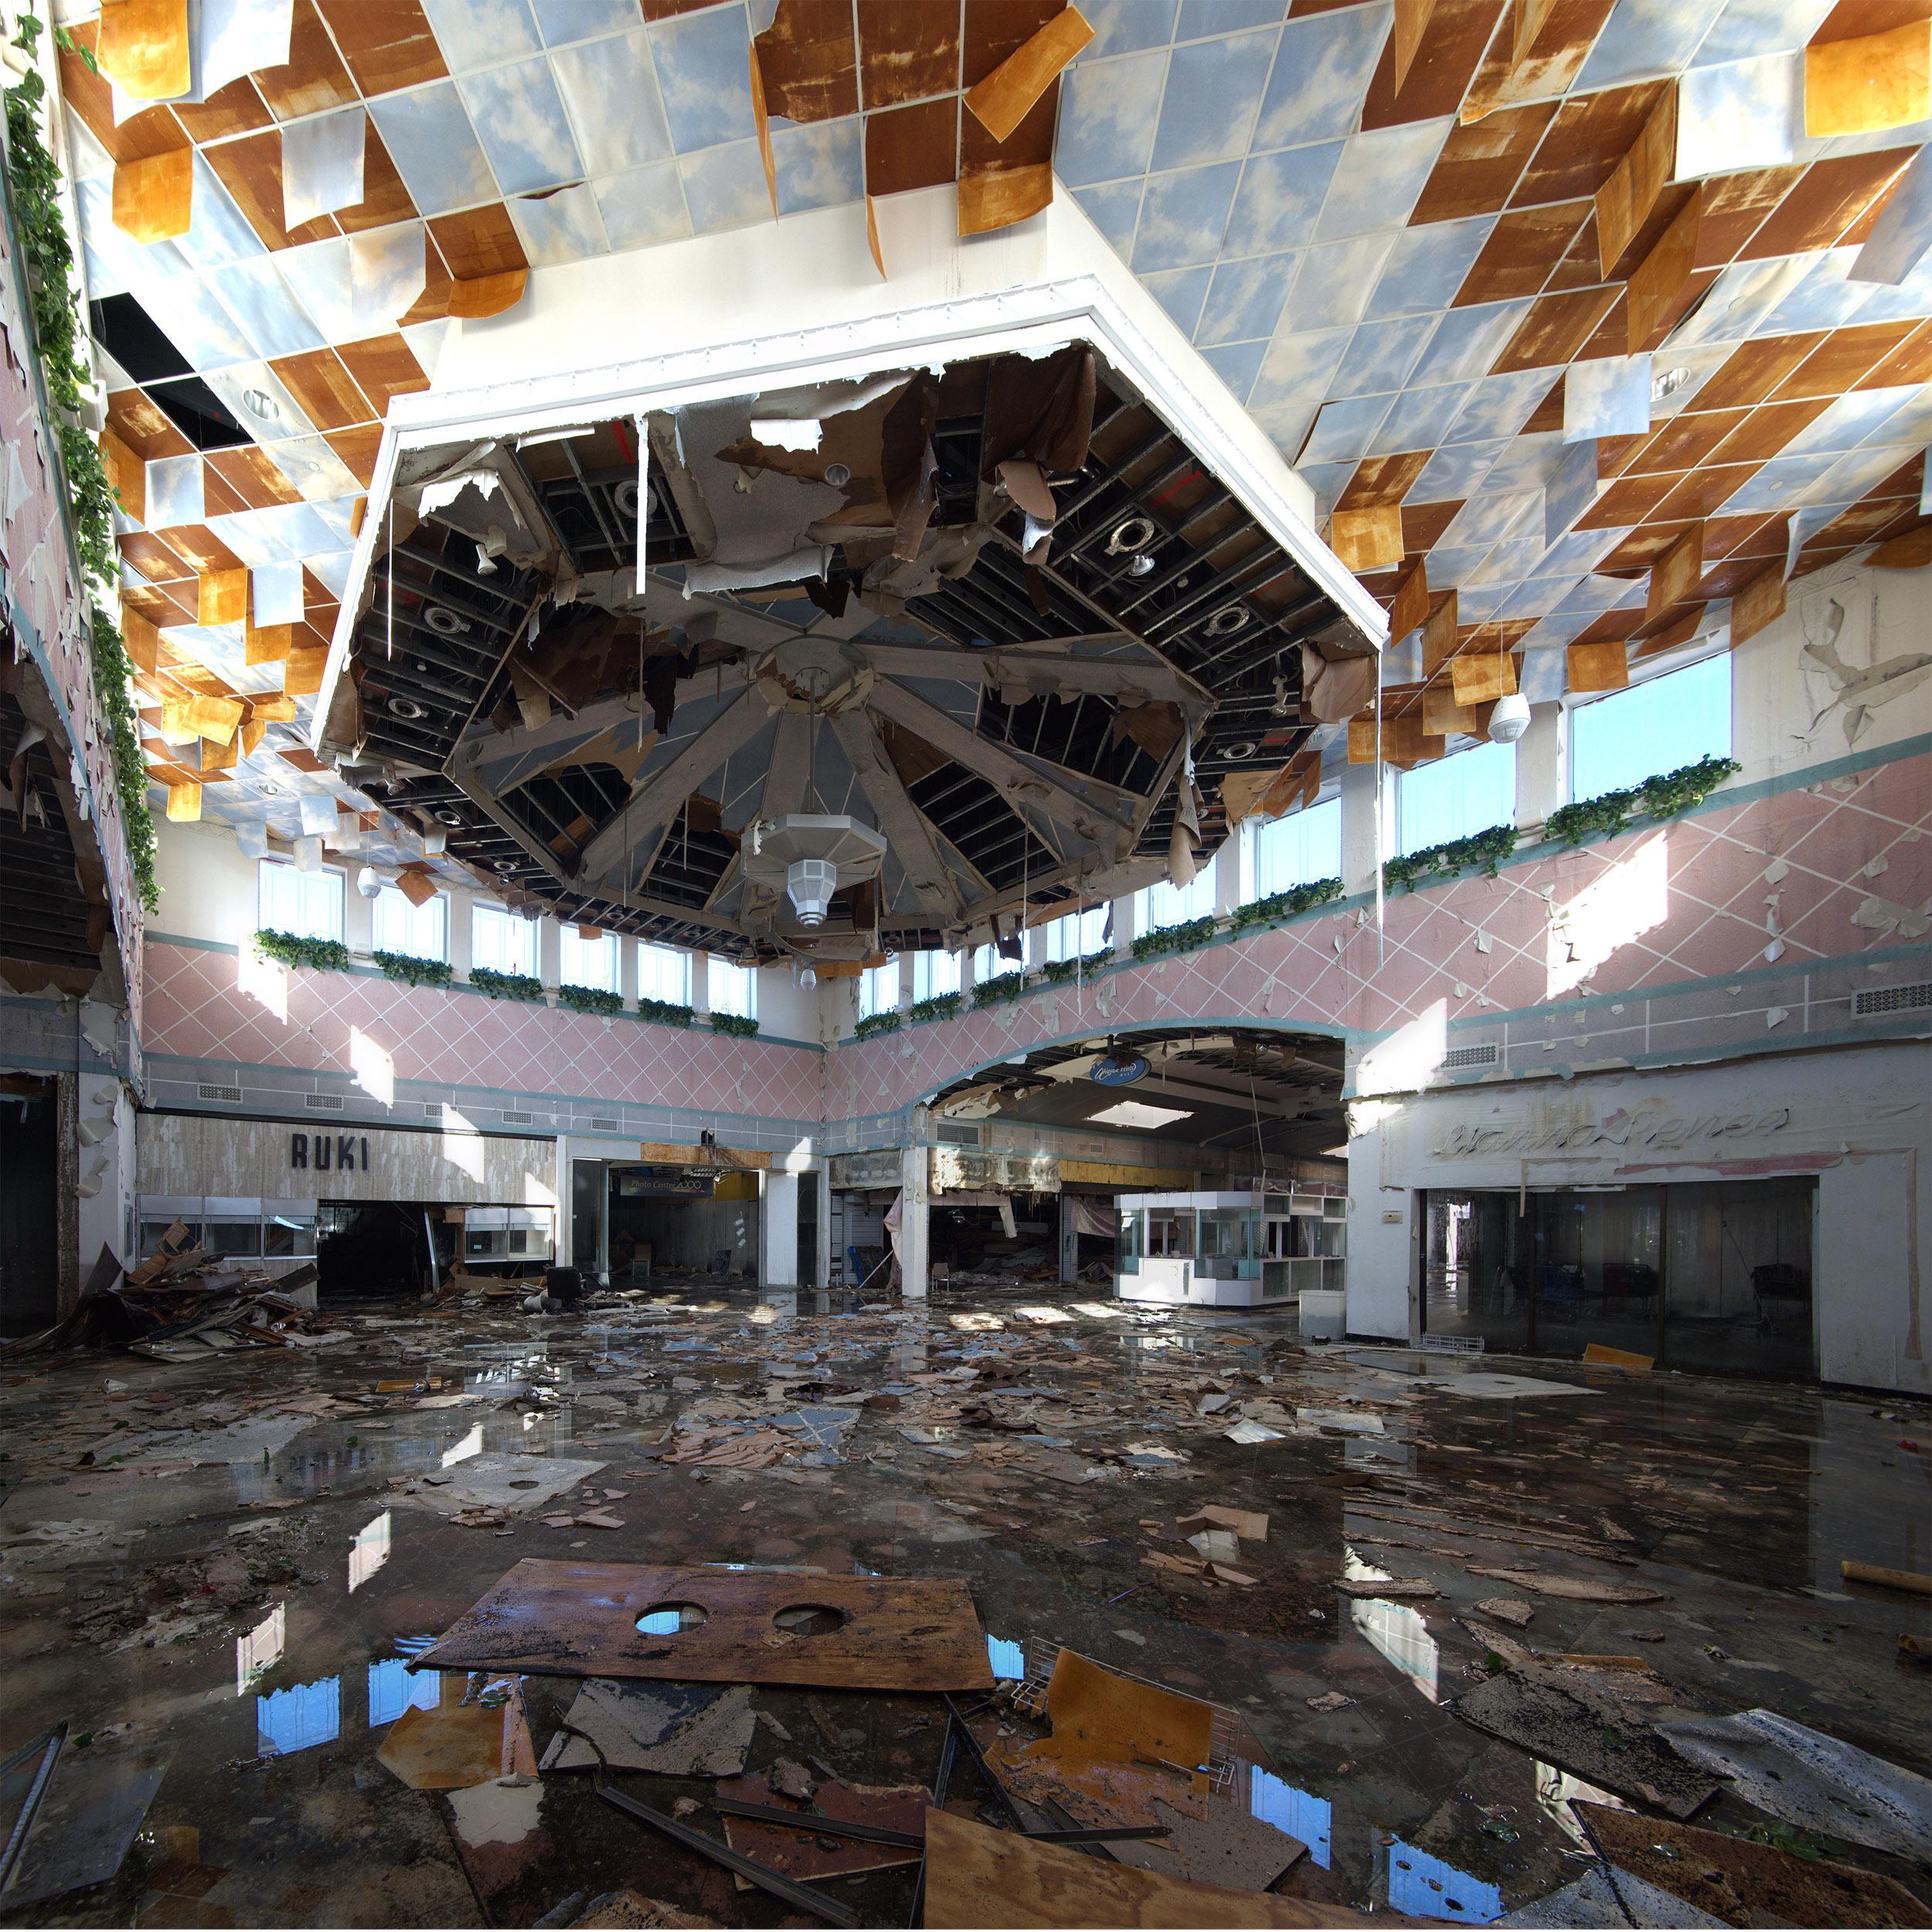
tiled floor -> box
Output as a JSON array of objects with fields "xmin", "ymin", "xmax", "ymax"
[{"xmin": 0, "ymin": 1285, "xmax": 1926, "ymax": 1926}]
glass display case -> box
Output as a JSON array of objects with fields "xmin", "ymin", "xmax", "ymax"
[{"xmin": 1117, "ymin": 1189, "xmax": 1345, "ymax": 1307}]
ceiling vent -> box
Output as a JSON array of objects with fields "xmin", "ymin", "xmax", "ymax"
[{"xmin": 1442, "ymin": 1043, "xmax": 1501, "ymax": 1070}]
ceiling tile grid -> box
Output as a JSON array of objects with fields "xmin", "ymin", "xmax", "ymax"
[{"xmin": 42, "ymin": 0, "xmax": 1931, "ymax": 886}]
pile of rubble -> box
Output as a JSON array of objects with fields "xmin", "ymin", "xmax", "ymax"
[{"xmin": 0, "ymin": 1223, "xmax": 337, "ymax": 1362}]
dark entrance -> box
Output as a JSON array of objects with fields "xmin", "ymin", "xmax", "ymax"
[
  {"xmin": 0, "ymin": 1074, "xmax": 60, "ymax": 1336},
  {"xmin": 1421, "ymin": 1176, "xmax": 1817, "ymax": 1377}
]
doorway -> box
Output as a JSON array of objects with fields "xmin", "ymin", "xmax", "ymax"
[{"xmin": 0, "ymin": 1075, "xmax": 59, "ymax": 1336}]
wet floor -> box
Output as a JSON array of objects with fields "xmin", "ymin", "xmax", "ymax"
[{"xmin": 0, "ymin": 1284, "xmax": 1927, "ymax": 1927}]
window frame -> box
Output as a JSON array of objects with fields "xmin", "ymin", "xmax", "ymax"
[
  {"xmin": 560, "ymin": 927, "xmax": 621, "ymax": 994},
  {"xmin": 1243, "ymin": 795, "xmax": 1342, "ymax": 902},
  {"xmin": 1566, "ymin": 651, "xmax": 1734, "ymax": 803},
  {"xmin": 369, "ymin": 883, "xmax": 447, "ymax": 962},
  {"xmin": 706, "ymin": 955, "xmax": 757, "ymax": 1021},
  {"xmin": 471, "ymin": 902, "xmax": 537, "ymax": 978},
  {"xmin": 257, "ymin": 858, "xmax": 345, "ymax": 943},
  {"xmin": 912, "ymin": 949, "xmax": 961, "ymax": 1002},
  {"xmin": 1394, "ymin": 738, "xmax": 1518, "ymax": 858},
  {"xmin": 635, "ymin": 940, "xmax": 692, "ymax": 1007}
]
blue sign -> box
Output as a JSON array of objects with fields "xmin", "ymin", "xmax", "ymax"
[{"xmin": 1090, "ymin": 1053, "xmax": 1148, "ymax": 1086}]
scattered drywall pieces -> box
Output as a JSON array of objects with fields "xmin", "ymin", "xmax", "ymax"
[
  {"xmin": 1495, "ymin": 1862, "xmax": 1726, "ymax": 1928},
  {"xmin": 0, "ymin": 1738, "xmax": 170, "ymax": 1908},
  {"xmin": 1467, "ymin": 1569, "xmax": 1669, "ymax": 1604},
  {"xmin": 922, "ymin": 1807, "xmax": 1403, "ymax": 1927},
  {"xmin": 1576, "ymin": 1801, "xmax": 1930, "ymax": 1927},
  {"xmin": 1109, "ymin": 1794, "xmax": 1306, "ymax": 1891},
  {"xmin": 1336, "ymin": 1578, "xmax": 1438, "ymax": 1599},
  {"xmin": 408, "ymin": 1454, "xmax": 610, "ymax": 1518},
  {"xmin": 1189, "ymin": 1506, "xmax": 1268, "ymax": 1543},
  {"xmin": 413, "ymin": 1560, "xmax": 995, "ymax": 1692},
  {"xmin": 1020, "ymin": 1650, "xmax": 1216, "ymax": 1797},
  {"xmin": 1225, "ymin": 1420, "xmax": 1285, "ymax": 1444},
  {"xmin": 1305, "ymin": 1691, "xmax": 1355, "ymax": 1713},
  {"xmin": 538, "ymin": 1682, "xmax": 756, "ymax": 1777},
  {"xmin": 1453, "ymin": 1674, "xmax": 1720, "ymax": 1818},
  {"xmin": 1186, "ymin": 1527, "xmax": 1241, "ymax": 1564},
  {"xmin": 378, "ymin": 1680, "xmax": 535, "ymax": 1791},
  {"xmin": 1581, "ymin": 1344, "xmax": 1653, "ymax": 1370},
  {"xmin": 1475, "ymin": 1599, "xmax": 1536, "ymax": 1628},
  {"xmin": 716, "ymin": 1770, "xmax": 929, "ymax": 1880},
  {"xmin": 1657, "ymin": 1710, "xmax": 1932, "ymax": 1862},
  {"xmin": 567, "ymin": 1890, "xmax": 721, "ymax": 1929},
  {"xmin": 447, "ymin": 1775, "xmax": 543, "ymax": 1848},
  {"xmin": 1841, "ymin": 1560, "xmax": 1932, "ymax": 1595}
]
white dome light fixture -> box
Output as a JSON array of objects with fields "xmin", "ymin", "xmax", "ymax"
[
  {"xmin": 1488, "ymin": 692, "xmax": 1532, "ymax": 744},
  {"xmin": 743, "ymin": 813, "xmax": 888, "ymax": 934},
  {"xmin": 356, "ymin": 865, "xmax": 383, "ymax": 898}
]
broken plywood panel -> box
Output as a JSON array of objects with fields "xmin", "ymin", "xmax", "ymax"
[
  {"xmin": 538, "ymin": 1681, "xmax": 755, "ymax": 1777},
  {"xmin": 413, "ymin": 1560, "xmax": 994, "ymax": 1692}
]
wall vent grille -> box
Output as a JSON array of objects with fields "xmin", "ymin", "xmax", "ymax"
[
  {"xmin": 1853, "ymin": 981, "xmax": 1932, "ymax": 1019},
  {"xmin": 1443, "ymin": 1043, "xmax": 1501, "ymax": 1069},
  {"xmin": 197, "ymin": 1083, "xmax": 243, "ymax": 1104},
  {"xmin": 501, "ymin": 1109, "xmax": 535, "ymax": 1126},
  {"xmin": 936, "ymin": 1121, "xmax": 982, "ymax": 1146},
  {"xmin": 304, "ymin": 1093, "xmax": 343, "ymax": 1111},
  {"xmin": 590, "ymin": 1117, "xmax": 621, "ymax": 1131},
  {"xmin": 423, "ymin": 1102, "xmax": 445, "ymax": 1119}
]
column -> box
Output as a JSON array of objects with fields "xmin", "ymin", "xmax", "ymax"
[
  {"xmin": 537, "ymin": 916, "xmax": 561, "ymax": 992},
  {"xmin": 1514, "ymin": 703, "xmax": 1565, "ymax": 835},
  {"xmin": 1058, "ymin": 1192, "xmax": 1079, "ymax": 1284},
  {"xmin": 343, "ymin": 870, "xmax": 374, "ymax": 954},
  {"xmin": 621, "ymin": 936, "xmax": 641, "ymax": 1010},
  {"xmin": 1338, "ymin": 758, "xmax": 1383, "ymax": 900},
  {"xmin": 760, "ymin": 1169, "xmax": 800, "ymax": 1286},
  {"xmin": 898, "ymin": 1141, "xmax": 930, "ymax": 1299},
  {"xmin": 447, "ymin": 886, "xmax": 473, "ymax": 979},
  {"xmin": 1111, "ymin": 891, "xmax": 1137, "ymax": 961},
  {"xmin": 1212, "ymin": 828, "xmax": 1243, "ymax": 917}
]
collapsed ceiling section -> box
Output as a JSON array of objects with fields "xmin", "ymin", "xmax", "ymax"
[{"xmin": 322, "ymin": 342, "xmax": 1376, "ymax": 964}]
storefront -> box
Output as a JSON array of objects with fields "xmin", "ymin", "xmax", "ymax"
[
  {"xmin": 1346, "ymin": 1042, "xmax": 1931, "ymax": 1393},
  {"xmin": 135, "ymin": 1113, "xmax": 562, "ymax": 1300}
]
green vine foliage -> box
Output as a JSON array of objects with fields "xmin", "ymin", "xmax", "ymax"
[
  {"xmin": 1230, "ymin": 876, "xmax": 1344, "ymax": 934},
  {"xmin": 1034, "ymin": 948, "xmax": 1114, "ymax": 985},
  {"xmin": 634, "ymin": 995, "xmax": 692, "ymax": 1027},
  {"xmin": 908, "ymin": 992, "xmax": 961, "ymax": 1025},
  {"xmin": 6, "ymin": 18, "xmax": 158, "ymax": 911},
  {"xmin": 468, "ymin": 967, "xmax": 544, "ymax": 1002},
  {"xmin": 1544, "ymin": 754, "xmax": 1741, "ymax": 849},
  {"xmin": 561, "ymin": 985, "xmax": 626, "ymax": 1019},
  {"xmin": 254, "ymin": 928, "xmax": 351, "ymax": 973},
  {"xmin": 1383, "ymin": 824, "xmax": 1518, "ymax": 894},
  {"xmin": 854, "ymin": 1010, "xmax": 902, "ymax": 1041},
  {"xmin": 709, "ymin": 1012, "xmax": 759, "ymax": 1038},
  {"xmin": 1131, "ymin": 913, "xmax": 1217, "ymax": 962},
  {"xmin": 372, "ymin": 950, "xmax": 453, "ymax": 991},
  {"xmin": 972, "ymin": 969, "xmax": 1027, "ymax": 1009}
]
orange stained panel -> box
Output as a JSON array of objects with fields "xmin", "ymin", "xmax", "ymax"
[
  {"xmin": 1859, "ymin": 318, "xmax": 1932, "ymax": 388},
  {"xmin": 1461, "ymin": 0, "xmax": 1617, "ymax": 124},
  {"xmin": 1706, "ymin": 396, "xmax": 1835, "ymax": 464},
  {"xmin": 1512, "ymin": 80, "xmax": 1668, "ymax": 206},
  {"xmin": 207, "ymin": 446, "xmax": 305, "ymax": 510},
  {"xmin": 1491, "ymin": 285, "xmax": 1620, "ymax": 372},
  {"xmin": 325, "ymin": 424, "xmax": 385, "ymax": 488},
  {"xmin": 1693, "ymin": 333, "xmax": 1827, "ymax": 409},
  {"xmin": 1695, "ymin": 165, "xmax": 1805, "ymax": 263},
  {"xmin": 1362, "ymin": 0, "xmax": 1507, "ymax": 129},
  {"xmin": 107, "ymin": 388, "xmax": 195, "ymax": 461},
  {"xmin": 335, "ymin": 335, "xmax": 430, "ymax": 414},
  {"xmin": 858, "ymin": 0, "xmax": 963, "ymax": 106},
  {"xmin": 172, "ymin": 75, "xmax": 274, "ymax": 141},
  {"xmin": 253, "ymin": 0, "xmax": 360, "ymax": 121},
  {"xmin": 1454, "ymin": 199, "xmax": 1592, "ymax": 304},
  {"xmin": 1743, "ymin": 148, "xmax": 1919, "ymax": 258},
  {"xmin": 865, "ymin": 97, "xmax": 960, "ymax": 195},
  {"xmin": 1577, "ymin": 471, "xmax": 1680, "ymax": 528},
  {"xmin": 1650, "ymin": 465, "xmax": 1764, "ymax": 523},
  {"xmin": 269, "ymin": 349, "xmax": 379, "ymax": 430},
  {"xmin": 1403, "ymin": 500, "xmax": 1464, "ymax": 551},
  {"xmin": 56, "ymin": 22, "xmax": 184, "ymax": 163},
  {"xmin": 427, "ymin": 204, "xmax": 529, "ymax": 281},
  {"xmin": 151, "ymin": 522, "xmax": 243, "ymax": 575},
  {"xmin": 1770, "ymin": 321, "xmax": 1922, "ymax": 398},
  {"xmin": 1338, "ymin": 451, "xmax": 1433, "ymax": 509},
  {"xmin": 1409, "ymin": 101, "xmax": 1556, "ymax": 224},
  {"xmin": 1622, "ymin": 408, "xmax": 1751, "ymax": 475},
  {"xmin": 315, "ymin": 0, "xmax": 447, "ymax": 94},
  {"xmin": 117, "ymin": 530, "xmax": 192, "ymax": 582}
]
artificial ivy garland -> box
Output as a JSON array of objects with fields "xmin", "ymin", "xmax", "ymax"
[
  {"xmin": 709, "ymin": 1012, "xmax": 760, "ymax": 1038},
  {"xmin": 1383, "ymin": 824, "xmax": 1518, "ymax": 894},
  {"xmin": 254, "ymin": 929, "xmax": 350, "ymax": 973},
  {"xmin": 468, "ymin": 967, "xmax": 544, "ymax": 1002},
  {"xmin": 372, "ymin": 950, "xmax": 452, "ymax": 990},
  {"xmin": 972, "ymin": 969, "xmax": 1027, "ymax": 1009},
  {"xmin": 634, "ymin": 995, "xmax": 692, "ymax": 1028},
  {"xmin": 560, "ymin": 985, "xmax": 625, "ymax": 1019},
  {"xmin": 1130, "ymin": 913, "xmax": 1217, "ymax": 962},
  {"xmin": 1545, "ymin": 753, "xmax": 1740, "ymax": 849},
  {"xmin": 908, "ymin": 992, "xmax": 961, "ymax": 1025},
  {"xmin": 5, "ymin": 19, "xmax": 158, "ymax": 910},
  {"xmin": 1230, "ymin": 876, "xmax": 1344, "ymax": 934},
  {"xmin": 854, "ymin": 1010, "xmax": 902, "ymax": 1041}
]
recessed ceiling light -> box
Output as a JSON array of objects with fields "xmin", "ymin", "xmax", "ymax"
[
  {"xmin": 1651, "ymin": 366, "xmax": 1691, "ymax": 401},
  {"xmin": 1205, "ymin": 605, "xmax": 1249, "ymax": 638},
  {"xmin": 1090, "ymin": 1099, "xmax": 1193, "ymax": 1130},
  {"xmin": 1126, "ymin": 553, "xmax": 1156, "ymax": 577},
  {"xmin": 389, "ymin": 695, "xmax": 427, "ymax": 720},
  {"xmin": 424, "ymin": 606, "xmax": 468, "ymax": 635},
  {"xmin": 434, "ymin": 808, "xmax": 464, "ymax": 826},
  {"xmin": 241, "ymin": 387, "xmax": 280, "ymax": 421},
  {"xmin": 1106, "ymin": 515, "xmax": 1155, "ymax": 556},
  {"xmin": 493, "ymin": 857, "xmax": 519, "ymax": 873}
]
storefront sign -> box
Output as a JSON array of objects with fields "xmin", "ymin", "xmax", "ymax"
[
  {"xmin": 291, "ymin": 1131, "xmax": 372, "ymax": 1172},
  {"xmin": 1434, "ymin": 1106, "xmax": 1791, "ymax": 1160}
]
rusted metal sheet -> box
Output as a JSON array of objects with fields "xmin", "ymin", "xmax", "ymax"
[{"xmin": 412, "ymin": 1561, "xmax": 995, "ymax": 1692}]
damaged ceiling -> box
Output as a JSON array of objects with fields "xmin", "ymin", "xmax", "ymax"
[{"xmin": 328, "ymin": 345, "xmax": 1371, "ymax": 961}]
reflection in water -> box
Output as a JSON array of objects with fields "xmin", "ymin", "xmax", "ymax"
[
  {"xmin": 257, "ymin": 1675, "xmax": 341, "ymax": 1756},
  {"xmin": 368, "ymin": 1655, "xmax": 440, "ymax": 1726},
  {"xmin": 1535, "ymin": 1760, "xmax": 1624, "ymax": 1844},
  {"xmin": 348, "ymin": 1512, "xmax": 390, "ymax": 1593},
  {"xmin": 1387, "ymin": 1838, "xmax": 1502, "ymax": 1923},
  {"xmin": 1250, "ymin": 1768, "xmax": 1332, "ymax": 1869},
  {"xmin": 440, "ymin": 1424, "xmax": 484, "ymax": 1468},
  {"xmin": 985, "ymin": 1634, "xmax": 1025, "ymax": 1680},
  {"xmin": 235, "ymin": 1602, "xmax": 284, "ymax": 1695},
  {"xmin": 1342, "ymin": 1545, "xmax": 1440, "ymax": 1701}
]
